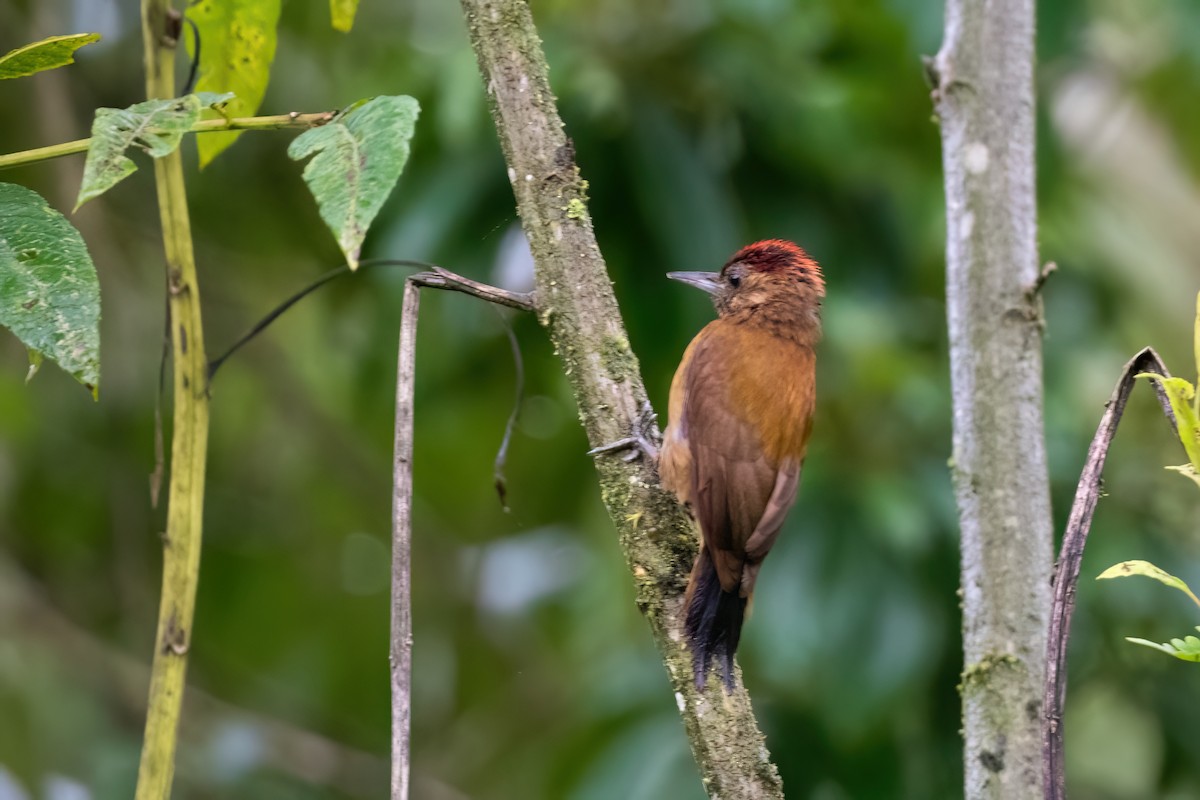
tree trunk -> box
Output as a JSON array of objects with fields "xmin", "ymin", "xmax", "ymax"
[{"xmin": 933, "ymin": 0, "xmax": 1052, "ymax": 797}]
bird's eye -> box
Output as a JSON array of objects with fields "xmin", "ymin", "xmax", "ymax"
[{"xmin": 728, "ymin": 273, "xmax": 741, "ymax": 288}]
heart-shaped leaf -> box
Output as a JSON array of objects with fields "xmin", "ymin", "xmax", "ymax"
[{"xmin": 289, "ymin": 95, "xmax": 420, "ymax": 269}]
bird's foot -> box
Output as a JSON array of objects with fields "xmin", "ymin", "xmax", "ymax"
[{"xmin": 588, "ymin": 401, "xmax": 661, "ymax": 463}]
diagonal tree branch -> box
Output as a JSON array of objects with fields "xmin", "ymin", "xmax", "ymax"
[
  {"xmin": 457, "ymin": 1, "xmax": 784, "ymax": 796},
  {"xmin": 1043, "ymin": 347, "xmax": 1177, "ymax": 800}
]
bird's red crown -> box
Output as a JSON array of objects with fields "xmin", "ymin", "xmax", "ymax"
[{"xmin": 725, "ymin": 239, "xmax": 824, "ymax": 291}]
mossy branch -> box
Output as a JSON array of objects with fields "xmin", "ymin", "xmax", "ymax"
[
  {"xmin": 0, "ymin": 111, "xmax": 335, "ymax": 171},
  {"xmin": 134, "ymin": 2, "xmax": 211, "ymax": 798},
  {"xmin": 458, "ymin": 0, "xmax": 783, "ymax": 796}
]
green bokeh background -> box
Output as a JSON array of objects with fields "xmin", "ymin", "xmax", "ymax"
[{"xmin": 2, "ymin": 0, "xmax": 1200, "ymax": 798}]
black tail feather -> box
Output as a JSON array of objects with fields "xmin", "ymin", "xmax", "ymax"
[{"xmin": 684, "ymin": 549, "xmax": 747, "ymax": 691}]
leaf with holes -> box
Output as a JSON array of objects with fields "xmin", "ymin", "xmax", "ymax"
[
  {"xmin": 187, "ymin": 0, "xmax": 282, "ymax": 168},
  {"xmin": 0, "ymin": 33, "xmax": 100, "ymax": 80},
  {"xmin": 0, "ymin": 183, "xmax": 100, "ymax": 395},
  {"xmin": 330, "ymin": 0, "xmax": 360, "ymax": 31},
  {"xmin": 75, "ymin": 93, "xmax": 233, "ymax": 209},
  {"xmin": 288, "ymin": 95, "xmax": 419, "ymax": 270}
]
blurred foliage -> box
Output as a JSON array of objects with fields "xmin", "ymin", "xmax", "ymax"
[{"xmin": 1, "ymin": 0, "xmax": 1199, "ymax": 798}]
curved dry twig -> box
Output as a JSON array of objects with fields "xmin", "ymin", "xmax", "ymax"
[
  {"xmin": 1043, "ymin": 347, "xmax": 1177, "ymax": 800},
  {"xmin": 409, "ymin": 267, "xmax": 534, "ymax": 311}
]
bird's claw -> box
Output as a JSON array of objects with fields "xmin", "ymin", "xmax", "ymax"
[{"xmin": 588, "ymin": 402, "xmax": 661, "ymax": 463}]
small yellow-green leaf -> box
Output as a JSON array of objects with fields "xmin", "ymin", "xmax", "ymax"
[
  {"xmin": 289, "ymin": 96, "xmax": 420, "ymax": 270},
  {"xmin": 1193, "ymin": 291, "xmax": 1200, "ymax": 410},
  {"xmin": 1137, "ymin": 373, "xmax": 1196, "ymax": 406},
  {"xmin": 1137, "ymin": 373, "xmax": 1200, "ymax": 471},
  {"xmin": 187, "ymin": 0, "xmax": 282, "ymax": 168},
  {"xmin": 330, "ymin": 0, "xmax": 360, "ymax": 32},
  {"xmin": 1098, "ymin": 560, "xmax": 1200, "ymax": 608},
  {"xmin": 25, "ymin": 349, "xmax": 43, "ymax": 383},
  {"xmin": 1165, "ymin": 463, "xmax": 1200, "ymax": 490},
  {"xmin": 1126, "ymin": 632, "xmax": 1200, "ymax": 663},
  {"xmin": 0, "ymin": 33, "xmax": 100, "ymax": 80},
  {"xmin": 0, "ymin": 183, "xmax": 100, "ymax": 395}
]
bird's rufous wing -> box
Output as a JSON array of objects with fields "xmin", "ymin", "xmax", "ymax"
[{"xmin": 670, "ymin": 322, "xmax": 813, "ymax": 596}]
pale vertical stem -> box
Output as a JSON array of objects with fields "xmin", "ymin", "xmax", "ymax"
[
  {"xmin": 458, "ymin": 1, "xmax": 783, "ymax": 796},
  {"xmin": 390, "ymin": 280, "xmax": 419, "ymax": 800},
  {"xmin": 135, "ymin": 2, "xmax": 211, "ymax": 799},
  {"xmin": 934, "ymin": 0, "xmax": 1051, "ymax": 797}
]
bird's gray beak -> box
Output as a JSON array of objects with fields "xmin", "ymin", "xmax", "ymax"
[{"xmin": 667, "ymin": 271, "xmax": 723, "ymax": 295}]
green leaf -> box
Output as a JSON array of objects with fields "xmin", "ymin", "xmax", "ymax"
[
  {"xmin": 330, "ymin": 0, "xmax": 360, "ymax": 32},
  {"xmin": 289, "ymin": 96, "xmax": 420, "ymax": 270},
  {"xmin": 1136, "ymin": 373, "xmax": 1200, "ymax": 473},
  {"xmin": 1165, "ymin": 463, "xmax": 1200, "ymax": 490},
  {"xmin": 1193, "ymin": 291, "xmax": 1200, "ymax": 414},
  {"xmin": 194, "ymin": 91, "xmax": 236, "ymax": 113},
  {"xmin": 0, "ymin": 183, "xmax": 100, "ymax": 395},
  {"xmin": 1126, "ymin": 631, "xmax": 1200, "ymax": 663},
  {"xmin": 0, "ymin": 33, "xmax": 101, "ymax": 80},
  {"xmin": 1098, "ymin": 559, "xmax": 1200, "ymax": 609},
  {"xmin": 187, "ymin": 0, "xmax": 282, "ymax": 168},
  {"xmin": 26, "ymin": 349, "xmax": 43, "ymax": 383},
  {"xmin": 75, "ymin": 94, "xmax": 233, "ymax": 210}
]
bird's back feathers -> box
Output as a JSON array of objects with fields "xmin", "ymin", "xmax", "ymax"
[{"xmin": 662, "ymin": 319, "xmax": 817, "ymax": 688}]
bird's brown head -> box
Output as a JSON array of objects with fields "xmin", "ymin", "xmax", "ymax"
[{"xmin": 668, "ymin": 239, "xmax": 824, "ymax": 326}]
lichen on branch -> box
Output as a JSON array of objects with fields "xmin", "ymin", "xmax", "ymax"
[{"xmin": 459, "ymin": 0, "xmax": 784, "ymax": 796}]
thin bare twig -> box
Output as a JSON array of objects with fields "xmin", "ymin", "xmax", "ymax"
[
  {"xmin": 1028, "ymin": 261, "xmax": 1058, "ymax": 301},
  {"xmin": 1043, "ymin": 347, "xmax": 1177, "ymax": 800},
  {"xmin": 390, "ymin": 268, "xmax": 533, "ymax": 798},
  {"xmin": 409, "ymin": 267, "xmax": 535, "ymax": 311},
  {"xmin": 390, "ymin": 279, "xmax": 419, "ymax": 800},
  {"xmin": 492, "ymin": 310, "xmax": 524, "ymax": 511},
  {"xmin": 207, "ymin": 266, "xmax": 347, "ymax": 383},
  {"xmin": 207, "ymin": 261, "xmax": 532, "ymax": 385}
]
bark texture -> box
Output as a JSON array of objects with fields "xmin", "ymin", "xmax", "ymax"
[
  {"xmin": 458, "ymin": 1, "xmax": 784, "ymax": 796},
  {"xmin": 135, "ymin": 2, "xmax": 211, "ymax": 798},
  {"xmin": 933, "ymin": 0, "xmax": 1052, "ymax": 797},
  {"xmin": 390, "ymin": 281, "xmax": 419, "ymax": 800}
]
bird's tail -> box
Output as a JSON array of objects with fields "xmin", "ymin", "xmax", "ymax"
[{"xmin": 683, "ymin": 547, "xmax": 747, "ymax": 691}]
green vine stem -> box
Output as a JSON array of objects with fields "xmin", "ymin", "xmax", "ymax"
[
  {"xmin": 0, "ymin": 111, "xmax": 335, "ymax": 171},
  {"xmin": 134, "ymin": 2, "xmax": 211, "ymax": 798}
]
